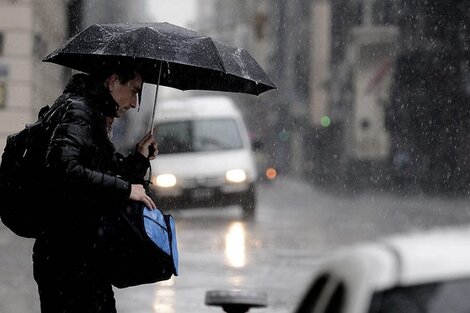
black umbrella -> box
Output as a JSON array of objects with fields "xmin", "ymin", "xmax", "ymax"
[
  {"xmin": 42, "ymin": 23, "xmax": 275, "ymax": 288},
  {"xmin": 42, "ymin": 22, "xmax": 276, "ymax": 96}
]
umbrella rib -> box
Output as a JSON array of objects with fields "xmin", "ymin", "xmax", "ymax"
[
  {"xmin": 99, "ymin": 26, "xmax": 147, "ymax": 58},
  {"xmin": 99, "ymin": 26, "xmax": 125, "ymax": 55},
  {"xmin": 131, "ymin": 27, "xmax": 150, "ymax": 58},
  {"xmin": 206, "ymin": 39, "xmax": 226, "ymax": 73}
]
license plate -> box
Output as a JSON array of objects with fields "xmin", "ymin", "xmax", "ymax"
[{"xmin": 190, "ymin": 188, "xmax": 214, "ymax": 200}]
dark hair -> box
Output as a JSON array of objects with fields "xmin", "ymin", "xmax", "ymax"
[
  {"xmin": 114, "ymin": 66, "xmax": 140, "ymax": 84},
  {"xmin": 93, "ymin": 62, "xmax": 141, "ymax": 84}
]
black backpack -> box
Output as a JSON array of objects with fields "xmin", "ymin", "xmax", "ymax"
[{"xmin": 0, "ymin": 104, "xmax": 60, "ymax": 238}]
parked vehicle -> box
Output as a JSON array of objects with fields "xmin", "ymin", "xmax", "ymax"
[
  {"xmin": 205, "ymin": 225, "xmax": 470, "ymax": 312},
  {"xmin": 149, "ymin": 96, "xmax": 258, "ymax": 218},
  {"xmin": 292, "ymin": 225, "xmax": 470, "ymax": 313}
]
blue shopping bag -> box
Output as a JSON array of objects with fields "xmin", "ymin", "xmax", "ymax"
[
  {"xmin": 143, "ymin": 206, "xmax": 179, "ymax": 275},
  {"xmin": 99, "ymin": 202, "xmax": 178, "ymax": 288}
]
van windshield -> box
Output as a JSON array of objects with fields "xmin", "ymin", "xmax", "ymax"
[{"xmin": 155, "ymin": 119, "xmax": 244, "ymax": 154}]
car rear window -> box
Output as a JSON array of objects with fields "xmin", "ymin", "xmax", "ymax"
[
  {"xmin": 294, "ymin": 273, "xmax": 345, "ymax": 313},
  {"xmin": 155, "ymin": 119, "xmax": 243, "ymax": 154},
  {"xmin": 368, "ymin": 278, "xmax": 470, "ymax": 313}
]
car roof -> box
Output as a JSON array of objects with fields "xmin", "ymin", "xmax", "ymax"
[
  {"xmin": 316, "ymin": 225, "xmax": 470, "ymax": 291},
  {"xmin": 155, "ymin": 96, "xmax": 242, "ymax": 121}
]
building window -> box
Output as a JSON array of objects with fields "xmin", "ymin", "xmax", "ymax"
[
  {"xmin": 0, "ymin": 34, "xmax": 8, "ymax": 109},
  {"xmin": 0, "ymin": 33, "xmax": 4, "ymax": 56},
  {"xmin": 0, "ymin": 32, "xmax": 7, "ymax": 109},
  {"xmin": 0, "ymin": 81, "xmax": 6, "ymax": 109},
  {"xmin": 33, "ymin": 34, "xmax": 47, "ymax": 59}
]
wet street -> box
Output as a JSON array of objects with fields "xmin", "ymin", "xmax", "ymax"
[{"xmin": 2, "ymin": 176, "xmax": 470, "ymax": 313}]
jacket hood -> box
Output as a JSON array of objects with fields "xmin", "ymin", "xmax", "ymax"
[{"xmin": 63, "ymin": 73, "xmax": 119, "ymax": 117}]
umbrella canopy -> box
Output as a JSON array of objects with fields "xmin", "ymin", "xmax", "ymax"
[{"xmin": 43, "ymin": 22, "xmax": 276, "ymax": 96}]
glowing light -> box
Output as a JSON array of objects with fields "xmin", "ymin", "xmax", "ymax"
[
  {"xmin": 225, "ymin": 222, "xmax": 246, "ymax": 268},
  {"xmin": 154, "ymin": 174, "xmax": 177, "ymax": 188},
  {"xmin": 152, "ymin": 277, "xmax": 175, "ymax": 313},
  {"xmin": 320, "ymin": 115, "xmax": 331, "ymax": 127},
  {"xmin": 228, "ymin": 275, "xmax": 246, "ymax": 287},
  {"xmin": 278, "ymin": 129, "xmax": 290, "ymax": 141},
  {"xmin": 265, "ymin": 167, "xmax": 277, "ymax": 180},
  {"xmin": 226, "ymin": 169, "xmax": 247, "ymax": 183}
]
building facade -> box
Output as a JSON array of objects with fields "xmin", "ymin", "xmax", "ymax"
[{"xmin": 0, "ymin": 0, "xmax": 66, "ymax": 152}]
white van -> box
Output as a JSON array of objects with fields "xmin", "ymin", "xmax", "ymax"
[{"xmin": 149, "ymin": 96, "xmax": 258, "ymax": 217}]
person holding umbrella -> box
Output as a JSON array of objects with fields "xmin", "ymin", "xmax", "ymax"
[
  {"xmin": 35, "ymin": 21, "xmax": 275, "ymax": 313},
  {"xmin": 32, "ymin": 64, "xmax": 157, "ymax": 313}
]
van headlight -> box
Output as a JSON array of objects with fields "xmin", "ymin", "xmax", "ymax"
[
  {"xmin": 226, "ymin": 169, "xmax": 247, "ymax": 183},
  {"xmin": 153, "ymin": 174, "xmax": 177, "ymax": 188}
]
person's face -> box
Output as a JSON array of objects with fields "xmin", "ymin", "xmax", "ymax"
[{"xmin": 107, "ymin": 72, "xmax": 143, "ymax": 117}]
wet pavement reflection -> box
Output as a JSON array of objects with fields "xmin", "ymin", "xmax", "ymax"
[{"xmin": 2, "ymin": 176, "xmax": 470, "ymax": 313}]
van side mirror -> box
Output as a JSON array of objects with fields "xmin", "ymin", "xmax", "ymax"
[{"xmin": 252, "ymin": 139, "xmax": 263, "ymax": 152}]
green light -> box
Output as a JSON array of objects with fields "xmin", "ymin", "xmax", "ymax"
[
  {"xmin": 278, "ymin": 129, "xmax": 289, "ymax": 141},
  {"xmin": 320, "ymin": 115, "xmax": 331, "ymax": 127}
]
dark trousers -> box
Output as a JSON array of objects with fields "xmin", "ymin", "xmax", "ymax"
[{"xmin": 32, "ymin": 239, "xmax": 116, "ymax": 313}]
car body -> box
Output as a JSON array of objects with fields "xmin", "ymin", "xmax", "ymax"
[
  {"xmin": 293, "ymin": 225, "xmax": 470, "ymax": 313},
  {"xmin": 149, "ymin": 96, "xmax": 258, "ymax": 217}
]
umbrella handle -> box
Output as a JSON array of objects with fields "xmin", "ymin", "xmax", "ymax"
[{"xmin": 150, "ymin": 61, "xmax": 163, "ymax": 136}]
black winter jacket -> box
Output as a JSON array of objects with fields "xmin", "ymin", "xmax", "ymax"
[{"xmin": 41, "ymin": 74, "xmax": 149, "ymax": 240}]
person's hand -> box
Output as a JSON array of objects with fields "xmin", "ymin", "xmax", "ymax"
[
  {"xmin": 136, "ymin": 131, "xmax": 158, "ymax": 160},
  {"xmin": 130, "ymin": 184, "xmax": 157, "ymax": 209}
]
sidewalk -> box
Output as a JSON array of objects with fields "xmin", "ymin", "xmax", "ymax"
[{"xmin": 0, "ymin": 225, "xmax": 39, "ymax": 313}]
